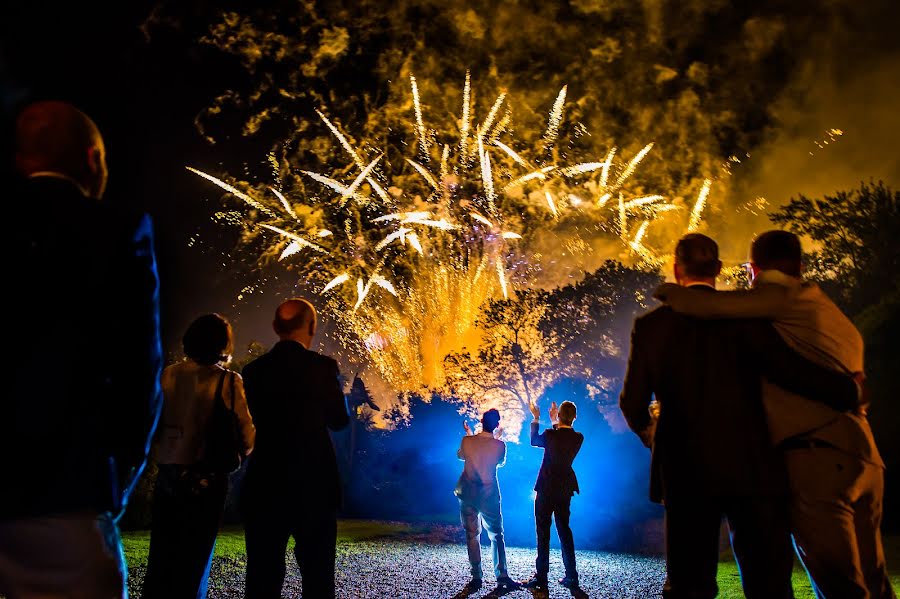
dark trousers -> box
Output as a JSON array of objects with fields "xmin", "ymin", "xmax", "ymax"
[
  {"xmin": 663, "ymin": 495, "xmax": 794, "ymax": 599},
  {"xmin": 142, "ymin": 465, "xmax": 228, "ymax": 599},
  {"xmin": 243, "ymin": 504, "xmax": 337, "ymax": 599},
  {"xmin": 535, "ymin": 492, "xmax": 577, "ymax": 581}
]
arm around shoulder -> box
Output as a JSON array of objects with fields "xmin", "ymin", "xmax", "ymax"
[{"xmin": 656, "ymin": 282, "xmax": 791, "ymax": 319}]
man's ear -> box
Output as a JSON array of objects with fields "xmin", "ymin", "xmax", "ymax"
[
  {"xmin": 714, "ymin": 260, "xmax": 723, "ymax": 277},
  {"xmin": 673, "ymin": 262, "xmax": 682, "ymax": 284},
  {"xmin": 86, "ymin": 146, "xmax": 100, "ymax": 174}
]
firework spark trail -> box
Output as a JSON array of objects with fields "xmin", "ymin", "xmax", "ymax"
[
  {"xmin": 496, "ymin": 259, "xmax": 508, "ymax": 299},
  {"xmin": 302, "ymin": 170, "xmax": 368, "ymax": 203},
  {"xmin": 478, "ymin": 134, "xmax": 496, "ymax": 215},
  {"xmin": 596, "ymin": 192, "xmax": 612, "ymax": 208},
  {"xmin": 410, "ymin": 75, "xmax": 429, "ymax": 160},
  {"xmin": 494, "ymin": 140, "xmax": 530, "ymax": 169},
  {"xmin": 600, "ymin": 148, "xmax": 616, "ymax": 188},
  {"xmin": 688, "ymin": 179, "xmax": 712, "ymax": 231},
  {"xmin": 270, "ymin": 187, "xmax": 296, "ymax": 219},
  {"xmin": 543, "ymin": 86, "xmax": 567, "ymax": 152},
  {"xmin": 323, "ymin": 273, "xmax": 350, "ymax": 294},
  {"xmin": 545, "ymin": 191, "xmax": 559, "ymax": 217},
  {"xmin": 406, "ymin": 159, "xmax": 440, "ymax": 191},
  {"xmin": 473, "ymin": 93, "xmax": 506, "ymax": 160},
  {"xmin": 559, "ymin": 162, "xmax": 606, "ymax": 176},
  {"xmin": 619, "ymin": 193, "xmax": 627, "ymax": 239},
  {"xmin": 342, "ymin": 154, "xmax": 384, "ymax": 205},
  {"xmin": 439, "ymin": 145, "xmax": 450, "ymax": 182},
  {"xmin": 458, "ymin": 71, "xmax": 471, "ymax": 161},
  {"xmin": 623, "ymin": 195, "xmax": 665, "ymax": 209},
  {"xmin": 186, "ymin": 166, "xmax": 277, "ymax": 217},
  {"xmin": 315, "ymin": 109, "xmax": 391, "ymax": 204},
  {"xmin": 503, "ymin": 166, "xmax": 556, "ymax": 190},
  {"xmin": 613, "ymin": 143, "xmax": 654, "ymax": 190},
  {"xmin": 258, "ymin": 223, "xmax": 327, "ymax": 253}
]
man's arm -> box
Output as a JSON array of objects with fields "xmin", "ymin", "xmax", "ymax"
[
  {"xmin": 497, "ymin": 442, "xmax": 507, "ymax": 469},
  {"xmin": 112, "ymin": 214, "xmax": 163, "ymax": 516},
  {"xmin": 619, "ymin": 319, "xmax": 655, "ymax": 446},
  {"xmin": 744, "ymin": 321, "xmax": 860, "ymax": 411},
  {"xmin": 325, "ymin": 359, "xmax": 350, "ymax": 431},
  {"xmin": 530, "ymin": 420, "xmax": 546, "ymax": 448},
  {"xmin": 654, "ymin": 282, "xmax": 792, "ymax": 319},
  {"xmin": 457, "ymin": 438, "xmax": 466, "ymax": 461}
]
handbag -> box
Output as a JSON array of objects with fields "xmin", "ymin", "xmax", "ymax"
[{"xmin": 201, "ymin": 370, "xmax": 243, "ymax": 474}]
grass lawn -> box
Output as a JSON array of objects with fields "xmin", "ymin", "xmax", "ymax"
[{"xmin": 122, "ymin": 522, "xmax": 900, "ymax": 598}]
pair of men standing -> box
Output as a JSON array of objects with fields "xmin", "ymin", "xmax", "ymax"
[
  {"xmin": 621, "ymin": 231, "xmax": 893, "ymax": 598},
  {"xmin": 454, "ymin": 401, "xmax": 584, "ymax": 593}
]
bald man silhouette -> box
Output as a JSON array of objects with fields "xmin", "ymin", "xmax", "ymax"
[
  {"xmin": 1, "ymin": 101, "xmax": 162, "ymax": 599},
  {"xmin": 240, "ymin": 298, "xmax": 349, "ymax": 599}
]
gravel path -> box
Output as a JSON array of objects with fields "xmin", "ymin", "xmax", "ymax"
[{"xmin": 129, "ymin": 539, "xmax": 667, "ymax": 598}]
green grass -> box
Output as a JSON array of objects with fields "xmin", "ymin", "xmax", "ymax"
[
  {"xmin": 122, "ymin": 522, "xmax": 900, "ymax": 597},
  {"xmin": 122, "ymin": 520, "xmax": 425, "ymax": 566}
]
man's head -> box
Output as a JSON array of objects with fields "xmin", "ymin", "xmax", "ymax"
[
  {"xmin": 14, "ymin": 101, "xmax": 108, "ymax": 199},
  {"xmin": 558, "ymin": 401, "xmax": 577, "ymax": 427},
  {"xmin": 750, "ymin": 230, "xmax": 802, "ymax": 279},
  {"xmin": 481, "ymin": 409, "xmax": 501, "ymax": 433},
  {"xmin": 674, "ymin": 233, "xmax": 722, "ymax": 286},
  {"xmin": 273, "ymin": 298, "xmax": 317, "ymax": 347}
]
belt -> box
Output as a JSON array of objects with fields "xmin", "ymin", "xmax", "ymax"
[{"xmin": 779, "ymin": 437, "xmax": 836, "ymax": 451}]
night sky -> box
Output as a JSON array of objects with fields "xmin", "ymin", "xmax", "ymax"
[{"xmin": 3, "ymin": 0, "xmax": 899, "ymax": 358}]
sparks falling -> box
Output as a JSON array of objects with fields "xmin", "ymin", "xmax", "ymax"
[{"xmin": 189, "ymin": 74, "xmax": 703, "ymax": 394}]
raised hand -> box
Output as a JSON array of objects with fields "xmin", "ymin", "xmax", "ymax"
[
  {"xmin": 549, "ymin": 401, "xmax": 559, "ymax": 424},
  {"xmin": 463, "ymin": 420, "xmax": 472, "ymax": 436},
  {"xmin": 528, "ymin": 401, "xmax": 541, "ymax": 420}
]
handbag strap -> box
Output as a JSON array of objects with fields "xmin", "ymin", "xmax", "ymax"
[
  {"xmin": 213, "ymin": 369, "xmax": 227, "ymax": 407},
  {"xmin": 229, "ymin": 371, "xmax": 236, "ymax": 413}
]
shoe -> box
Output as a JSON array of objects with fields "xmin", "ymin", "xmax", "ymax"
[
  {"xmin": 559, "ymin": 575, "xmax": 580, "ymax": 589},
  {"xmin": 496, "ymin": 576, "xmax": 520, "ymax": 589},
  {"xmin": 521, "ymin": 576, "xmax": 549, "ymax": 589},
  {"xmin": 464, "ymin": 578, "xmax": 483, "ymax": 592}
]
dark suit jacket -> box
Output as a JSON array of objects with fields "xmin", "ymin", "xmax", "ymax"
[
  {"xmin": 3, "ymin": 176, "xmax": 162, "ymax": 519},
  {"xmin": 531, "ymin": 421, "xmax": 584, "ymax": 497},
  {"xmin": 241, "ymin": 340, "xmax": 349, "ymax": 511},
  {"xmin": 619, "ymin": 287, "xmax": 860, "ymax": 504}
]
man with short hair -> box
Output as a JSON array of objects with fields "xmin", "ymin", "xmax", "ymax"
[
  {"xmin": 455, "ymin": 409, "xmax": 518, "ymax": 592},
  {"xmin": 656, "ymin": 230, "xmax": 895, "ymax": 599},
  {"xmin": 620, "ymin": 233, "xmax": 862, "ymax": 599},
  {"xmin": 522, "ymin": 400, "xmax": 584, "ymax": 591},
  {"xmin": 1, "ymin": 101, "xmax": 163, "ymax": 599},
  {"xmin": 241, "ymin": 298, "xmax": 350, "ymax": 599}
]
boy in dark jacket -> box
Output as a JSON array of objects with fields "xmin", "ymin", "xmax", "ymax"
[{"xmin": 522, "ymin": 401, "xmax": 584, "ymax": 590}]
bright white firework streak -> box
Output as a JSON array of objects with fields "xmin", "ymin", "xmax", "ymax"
[
  {"xmin": 301, "ymin": 171, "xmax": 367, "ymax": 204},
  {"xmin": 406, "ymin": 159, "xmax": 440, "ymax": 191},
  {"xmin": 270, "ymin": 187, "xmax": 296, "ymax": 219},
  {"xmin": 341, "ymin": 154, "xmax": 383, "ymax": 206},
  {"xmin": 318, "ymin": 229, "xmax": 333, "ymax": 237},
  {"xmin": 258, "ymin": 224, "xmax": 326, "ymax": 253},
  {"xmin": 560, "ymin": 162, "xmax": 605, "ymax": 176},
  {"xmin": 405, "ymin": 218, "xmax": 457, "ymax": 230},
  {"xmin": 633, "ymin": 220, "xmax": 650, "ymax": 245},
  {"xmin": 279, "ymin": 241, "xmax": 302, "ymax": 261},
  {"xmin": 504, "ymin": 166, "xmax": 556, "ymax": 191},
  {"xmin": 596, "ymin": 192, "xmax": 612, "ymax": 208},
  {"xmin": 494, "ymin": 140, "xmax": 530, "ymax": 169},
  {"xmin": 406, "ymin": 233, "xmax": 424, "ymax": 254},
  {"xmin": 354, "ymin": 277, "xmax": 369, "ymax": 311},
  {"xmin": 502, "ymin": 232, "xmax": 522, "ymax": 240},
  {"xmin": 373, "ymin": 211, "xmax": 432, "ymax": 223},
  {"xmin": 543, "ymin": 85, "xmax": 567, "ymax": 150},
  {"xmin": 613, "ymin": 143, "xmax": 654, "ymax": 190},
  {"xmin": 372, "ymin": 276, "xmax": 399, "ymax": 296},
  {"xmin": 186, "ymin": 167, "xmax": 276, "ymax": 217},
  {"xmin": 410, "ymin": 75, "xmax": 429, "ymax": 160},
  {"xmin": 470, "ymin": 212, "xmax": 494, "ymax": 228},
  {"xmin": 478, "ymin": 135, "xmax": 496, "ymax": 214},
  {"xmin": 375, "ymin": 228, "xmax": 413, "ymax": 251},
  {"xmin": 473, "ymin": 93, "xmax": 506, "ymax": 160},
  {"xmin": 315, "ymin": 109, "xmax": 391, "ymax": 204},
  {"xmin": 619, "ymin": 194, "xmax": 627, "ymax": 240},
  {"xmin": 624, "ymin": 195, "xmax": 665, "ymax": 210},
  {"xmin": 600, "ymin": 148, "xmax": 616, "ymax": 188},
  {"xmin": 496, "ymin": 260, "xmax": 508, "ymax": 299},
  {"xmin": 440, "ymin": 145, "xmax": 450, "ymax": 182},
  {"xmin": 322, "ymin": 273, "xmax": 350, "ymax": 294},
  {"xmin": 459, "ymin": 71, "xmax": 471, "ymax": 161},
  {"xmin": 545, "ymin": 191, "xmax": 559, "ymax": 217},
  {"xmin": 688, "ymin": 179, "xmax": 711, "ymax": 232}
]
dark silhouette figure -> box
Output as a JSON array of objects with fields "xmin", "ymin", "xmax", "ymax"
[
  {"xmin": 619, "ymin": 233, "xmax": 862, "ymax": 599},
  {"xmin": 0, "ymin": 101, "xmax": 162, "ymax": 598},
  {"xmin": 142, "ymin": 314, "xmax": 255, "ymax": 599},
  {"xmin": 522, "ymin": 401, "xmax": 584, "ymax": 591},
  {"xmin": 241, "ymin": 299, "xmax": 349, "ymax": 599}
]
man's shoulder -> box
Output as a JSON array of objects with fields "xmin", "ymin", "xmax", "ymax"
[{"xmin": 633, "ymin": 304, "xmax": 676, "ymax": 333}]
